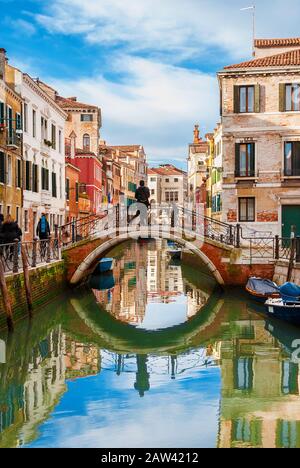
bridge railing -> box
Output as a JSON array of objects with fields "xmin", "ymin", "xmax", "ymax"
[
  {"xmin": 0, "ymin": 238, "xmax": 61, "ymax": 274},
  {"xmin": 59, "ymin": 204, "xmax": 242, "ymax": 249}
]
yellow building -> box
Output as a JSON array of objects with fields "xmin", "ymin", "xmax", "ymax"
[{"xmin": 0, "ymin": 48, "xmax": 23, "ymax": 223}]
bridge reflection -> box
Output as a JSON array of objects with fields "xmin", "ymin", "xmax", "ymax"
[{"xmin": 1, "ymin": 291, "xmax": 300, "ymax": 447}]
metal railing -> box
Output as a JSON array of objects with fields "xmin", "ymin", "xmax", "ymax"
[
  {"xmin": 59, "ymin": 205, "xmax": 240, "ymax": 249},
  {"xmin": 0, "ymin": 238, "xmax": 61, "ymax": 274}
]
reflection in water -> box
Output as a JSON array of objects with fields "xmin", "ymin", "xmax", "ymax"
[
  {"xmin": 1, "ymin": 242, "xmax": 300, "ymax": 447},
  {"xmin": 92, "ymin": 240, "xmax": 210, "ymax": 330}
]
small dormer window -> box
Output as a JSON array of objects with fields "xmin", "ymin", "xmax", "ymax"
[{"xmin": 81, "ymin": 114, "xmax": 93, "ymax": 122}]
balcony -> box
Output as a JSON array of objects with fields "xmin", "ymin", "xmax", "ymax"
[{"xmin": 7, "ymin": 130, "xmax": 21, "ymax": 149}]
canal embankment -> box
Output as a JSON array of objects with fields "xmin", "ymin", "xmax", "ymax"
[{"xmin": 0, "ymin": 261, "xmax": 66, "ymax": 330}]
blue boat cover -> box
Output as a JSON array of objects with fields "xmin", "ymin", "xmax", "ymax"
[
  {"xmin": 246, "ymin": 277, "xmax": 279, "ymax": 295},
  {"xmin": 280, "ymin": 282, "xmax": 300, "ymax": 301}
]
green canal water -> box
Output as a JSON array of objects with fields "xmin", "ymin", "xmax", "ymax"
[{"xmin": 1, "ymin": 239, "xmax": 300, "ymax": 448}]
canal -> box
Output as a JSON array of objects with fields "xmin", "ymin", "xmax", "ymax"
[{"xmin": 1, "ymin": 239, "xmax": 300, "ymax": 448}]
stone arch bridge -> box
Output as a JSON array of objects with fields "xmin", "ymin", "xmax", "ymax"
[{"xmin": 61, "ymin": 206, "xmax": 278, "ymax": 287}]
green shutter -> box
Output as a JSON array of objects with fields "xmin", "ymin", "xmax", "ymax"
[
  {"xmin": 279, "ymin": 83, "xmax": 286, "ymax": 112},
  {"xmin": 254, "ymin": 84, "xmax": 260, "ymax": 113},
  {"xmin": 234, "ymin": 86, "xmax": 240, "ymax": 113},
  {"xmin": 0, "ymin": 152, "xmax": 5, "ymax": 183},
  {"xmin": 0, "ymin": 102, "xmax": 4, "ymax": 124}
]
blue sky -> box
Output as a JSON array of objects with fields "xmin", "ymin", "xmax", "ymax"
[
  {"xmin": 26, "ymin": 354, "xmax": 221, "ymax": 448},
  {"xmin": 1, "ymin": 0, "xmax": 300, "ymax": 168}
]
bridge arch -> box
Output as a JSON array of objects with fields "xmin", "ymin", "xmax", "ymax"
[{"xmin": 69, "ymin": 232, "xmax": 225, "ymax": 286}]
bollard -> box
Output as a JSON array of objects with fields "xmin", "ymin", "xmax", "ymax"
[
  {"xmin": 21, "ymin": 244, "xmax": 33, "ymax": 317},
  {"xmin": 46, "ymin": 237, "xmax": 51, "ymax": 263},
  {"xmin": 32, "ymin": 238, "xmax": 37, "ymax": 267},
  {"xmin": 0, "ymin": 258, "xmax": 14, "ymax": 331},
  {"xmin": 12, "ymin": 239, "xmax": 19, "ymax": 273}
]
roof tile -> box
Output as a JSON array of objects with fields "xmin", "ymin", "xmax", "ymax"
[{"xmin": 224, "ymin": 48, "xmax": 300, "ymax": 70}]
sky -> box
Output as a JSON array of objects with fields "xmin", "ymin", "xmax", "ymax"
[{"xmin": 1, "ymin": 0, "xmax": 300, "ymax": 168}]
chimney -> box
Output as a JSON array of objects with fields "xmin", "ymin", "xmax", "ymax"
[
  {"xmin": 69, "ymin": 131, "xmax": 77, "ymax": 159},
  {"xmin": 193, "ymin": 124, "xmax": 202, "ymax": 144},
  {"xmin": 0, "ymin": 48, "xmax": 7, "ymax": 81},
  {"xmin": 68, "ymin": 97, "xmax": 77, "ymax": 102}
]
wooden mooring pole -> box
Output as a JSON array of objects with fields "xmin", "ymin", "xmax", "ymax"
[
  {"xmin": 21, "ymin": 244, "xmax": 33, "ymax": 317},
  {"xmin": 0, "ymin": 258, "xmax": 14, "ymax": 332},
  {"xmin": 287, "ymin": 225, "xmax": 296, "ymax": 282}
]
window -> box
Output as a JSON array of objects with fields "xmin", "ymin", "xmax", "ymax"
[
  {"xmin": 165, "ymin": 178, "xmax": 169, "ymax": 183},
  {"xmin": 150, "ymin": 177, "xmax": 156, "ymax": 182},
  {"xmin": 16, "ymin": 159, "xmax": 22, "ymax": 188},
  {"xmin": 81, "ymin": 114, "xmax": 93, "ymax": 122},
  {"xmin": 16, "ymin": 112, "xmax": 22, "ymax": 131},
  {"xmin": 0, "ymin": 101, "xmax": 4, "ymax": 124},
  {"xmin": 75, "ymin": 182, "xmax": 79, "ymax": 202},
  {"xmin": 151, "ymin": 189, "xmax": 155, "ymax": 195},
  {"xmin": 41, "ymin": 117, "xmax": 47, "ymax": 140},
  {"xmin": 285, "ymin": 84, "xmax": 300, "ymax": 111},
  {"xmin": 83, "ymin": 134, "xmax": 90, "ymax": 150},
  {"xmin": 284, "ymin": 142, "xmax": 300, "ymax": 176},
  {"xmin": 0, "ymin": 152, "xmax": 5, "ymax": 183},
  {"xmin": 66, "ymin": 178, "xmax": 70, "ymax": 200},
  {"xmin": 32, "ymin": 164, "xmax": 38, "ymax": 192},
  {"xmin": 235, "ymin": 143, "xmax": 255, "ymax": 177},
  {"xmin": 32, "ymin": 109, "xmax": 36, "ymax": 138},
  {"xmin": 7, "ymin": 155, "xmax": 12, "ymax": 185},
  {"xmin": 41, "ymin": 167, "xmax": 49, "ymax": 190},
  {"xmin": 239, "ymin": 197, "xmax": 255, "ymax": 222},
  {"xmin": 23, "ymin": 103, "xmax": 28, "ymax": 132},
  {"xmin": 239, "ymin": 85, "xmax": 254, "ymax": 113},
  {"xmin": 6, "ymin": 205, "xmax": 10, "ymax": 215},
  {"xmin": 16, "ymin": 206, "xmax": 20, "ymax": 225},
  {"xmin": 174, "ymin": 178, "xmax": 179, "ymax": 183},
  {"xmin": 58, "ymin": 130, "xmax": 62, "ymax": 153},
  {"xmin": 25, "ymin": 160, "xmax": 32, "ymax": 190},
  {"xmin": 234, "ymin": 357, "xmax": 254, "ymax": 391},
  {"xmin": 51, "ymin": 124, "xmax": 56, "ymax": 149},
  {"xmin": 234, "ymin": 85, "xmax": 260, "ymax": 113},
  {"xmin": 282, "ymin": 361, "xmax": 299, "ymax": 395},
  {"xmin": 52, "ymin": 172, "xmax": 57, "ymax": 198}
]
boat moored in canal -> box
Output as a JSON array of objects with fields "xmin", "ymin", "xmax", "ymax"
[
  {"xmin": 265, "ymin": 297, "xmax": 300, "ymax": 326},
  {"xmin": 246, "ymin": 277, "xmax": 280, "ymax": 303},
  {"xmin": 94, "ymin": 258, "xmax": 114, "ymax": 274}
]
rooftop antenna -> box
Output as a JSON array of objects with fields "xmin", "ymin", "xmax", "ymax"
[{"xmin": 241, "ymin": 5, "xmax": 256, "ymax": 57}]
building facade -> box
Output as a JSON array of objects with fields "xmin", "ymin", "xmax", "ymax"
[
  {"xmin": 148, "ymin": 164, "xmax": 187, "ymax": 206},
  {"xmin": 0, "ymin": 49, "xmax": 23, "ymax": 225},
  {"xmin": 218, "ymin": 38, "xmax": 300, "ymax": 237},
  {"xmin": 6, "ymin": 66, "xmax": 67, "ymax": 239}
]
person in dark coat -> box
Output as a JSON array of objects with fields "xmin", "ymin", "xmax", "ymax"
[
  {"xmin": 135, "ymin": 180, "xmax": 150, "ymax": 208},
  {"xmin": 0, "ymin": 215, "xmax": 22, "ymax": 244},
  {"xmin": 36, "ymin": 213, "xmax": 50, "ymax": 240}
]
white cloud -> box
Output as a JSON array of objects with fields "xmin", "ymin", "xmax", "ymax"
[
  {"xmin": 50, "ymin": 55, "xmax": 219, "ymax": 164},
  {"xmin": 30, "ymin": 0, "xmax": 300, "ymax": 165},
  {"xmin": 34, "ymin": 0, "xmax": 300, "ymax": 62}
]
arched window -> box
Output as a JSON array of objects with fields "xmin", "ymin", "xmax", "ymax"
[{"xmin": 83, "ymin": 134, "xmax": 90, "ymax": 150}]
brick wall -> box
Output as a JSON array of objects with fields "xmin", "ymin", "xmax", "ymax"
[{"xmin": 0, "ymin": 261, "xmax": 66, "ymax": 331}]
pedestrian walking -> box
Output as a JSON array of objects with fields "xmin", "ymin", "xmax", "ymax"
[{"xmin": 36, "ymin": 213, "xmax": 50, "ymax": 259}]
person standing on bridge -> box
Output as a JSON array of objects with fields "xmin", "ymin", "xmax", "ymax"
[
  {"xmin": 36, "ymin": 213, "xmax": 50, "ymax": 240},
  {"xmin": 135, "ymin": 180, "xmax": 150, "ymax": 209}
]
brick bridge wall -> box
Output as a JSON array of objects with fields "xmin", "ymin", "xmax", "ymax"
[{"xmin": 64, "ymin": 236, "xmax": 275, "ymax": 286}]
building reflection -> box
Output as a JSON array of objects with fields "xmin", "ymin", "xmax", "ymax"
[
  {"xmin": 217, "ymin": 317, "xmax": 300, "ymax": 449},
  {"xmin": 92, "ymin": 240, "xmax": 210, "ymax": 326},
  {"xmin": 0, "ymin": 327, "xmax": 101, "ymax": 447}
]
